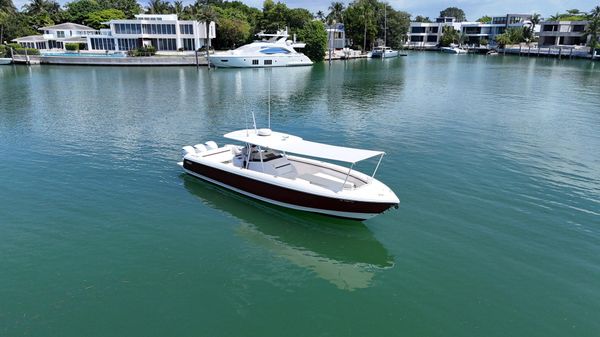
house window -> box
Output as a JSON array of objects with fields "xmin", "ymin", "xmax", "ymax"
[
  {"xmin": 57, "ymin": 31, "xmax": 65, "ymax": 38},
  {"xmin": 427, "ymin": 35, "xmax": 437, "ymax": 42},
  {"xmin": 572, "ymin": 25, "xmax": 585, "ymax": 32},
  {"xmin": 264, "ymin": 60, "xmax": 272, "ymax": 65},
  {"xmin": 252, "ymin": 60, "xmax": 259, "ymax": 65}
]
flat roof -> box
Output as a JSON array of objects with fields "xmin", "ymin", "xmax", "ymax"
[{"xmin": 224, "ymin": 129, "xmax": 384, "ymax": 163}]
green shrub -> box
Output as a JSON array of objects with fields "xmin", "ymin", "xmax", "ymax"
[
  {"xmin": 129, "ymin": 45, "xmax": 156, "ymax": 57},
  {"xmin": 0, "ymin": 45, "xmax": 7, "ymax": 58},
  {"xmin": 65, "ymin": 43, "xmax": 79, "ymax": 51},
  {"xmin": 480, "ymin": 38, "xmax": 489, "ymax": 46},
  {"xmin": 7, "ymin": 43, "xmax": 22, "ymax": 50}
]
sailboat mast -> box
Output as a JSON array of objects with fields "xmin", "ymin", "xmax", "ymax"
[{"xmin": 384, "ymin": 3, "xmax": 387, "ymax": 47}]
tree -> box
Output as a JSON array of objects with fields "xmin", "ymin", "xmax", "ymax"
[
  {"xmin": 22, "ymin": 0, "xmax": 62, "ymax": 23},
  {"xmin": 286, "ymin": 8, "xmax": 312, "ymax": 32},
  {"xmin": 439, "ymin": 25, "xmax": 458, "ymax": 46},
  {"xmin": 0, "ymin": 9, "xmax": 8, "ymax": 43},
  {"xmin": 173, "ymin": 0, "xmax": 184, "ymax": 16},
  {"xmin": 477, "ymin": 15, "xmax": 491, "ymax": 23},
  {"xmin": 1, "ymin": 0, "xmax": 16, "ymax": 12},
  {"xmin": 583, "ymin": 12, "xmax": 600, "ymax": 55},
  {"xmin": 414, "ymin": 15, "xmax": 431, "ymax": 23},
  {"xmin": 297, "ymin": 19, "xmax": 327, "ymax": 62},
  {"xmin": 212, "ymin": 6, "xmax": 251, "ymax": 49},
  {"xmin": 327, "ymin": 1, "xmax": 344, "ymax": 24},
  {"xmin": 376, "ymin": 4, "xmax": 410, "ymax": 48},
  {"xmin": 530, "ymin": 13, "xmax": 540, "ymax": 32},
  {"xmin": 195, "ymin": 4, "xmax": 218, "ymax": 55},
  {"xmin": 86, "ymin": 8, "xmax": 125, "ymax": 29},
  {"xmin": 146, "ymin": 0, "xmax": 170, "ymax": 14},
  {"xmin": 97, "ymin": 0, "xmax": 141, "ymax": 18},
  {"xmin": 64, "ymin": 0, "xmax": 101, "ymax": 24},
  {"xmin": 260, "ymin": 0, "xmax": 288, "ymax": 33},
  {"xmin": 439, "ymin": 7, "xmax": 465, "ymax": 22},
  {"xmin": 315, "ymin": 10, "xmax": 325, "ymax": 22}
]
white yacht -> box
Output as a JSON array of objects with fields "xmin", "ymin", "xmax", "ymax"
[
  {"xmin": 179, "ymin": 128, "xmax": 399, "ymax": 221},
  {"xmin": 371, "ymin": 46, "xmax": 399, "ymax": 58},
  {"xmin": 208, "ymin": 29, "xmax": 313, "ymax": 68},
  {"xmin": 441, "ymin": 46, "xmax": 467, "ymax": 54},
  {"xmin": 0, "ymin": 58, "xmax": 13, "ymax": 65}
]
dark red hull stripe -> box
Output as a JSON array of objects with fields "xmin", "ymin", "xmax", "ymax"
[{"xmin": 183, "ymin": 159, "xmax": 396, "ymax": 214}]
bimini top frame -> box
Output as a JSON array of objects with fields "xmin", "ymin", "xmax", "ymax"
[{"xmin": 224, "ymin": 129, "xmax": 384, "ymax": 164}]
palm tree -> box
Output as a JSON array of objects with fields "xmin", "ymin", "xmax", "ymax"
[
  {"xmin": 530, "ymin": 13, "xmax": 540, "ymax": 32},
  {"xmin": 590, "ymin": 6, "xmax": 600, "ymax": 18},
  {"xmin": 147, "ymin": 0, "xmax": 170, "ymax": 14},
  {"xmin": 195, "ymin": 4, "xmax": 218, "ymax": 61},
  {"xmin": 327, "ymin": 1, "xmax": 345, "ymax": 24},
  {"xmin": 173, "ymin": 1, "xmax": 184, "ymax": 17},
  {"xmin": 583, "ymin": 15, "xmax": 600, "ymax": 56},
  {"xmin": 315, "ymin": 10, "xmax": 325, "ymax": 21},
  {"xmin": 22, "ymin": 0, "xmax": 59, "ymax": 15},
  {"xmin": 0, "ymin": 9, "xmax": 7, "ymax": 44}
]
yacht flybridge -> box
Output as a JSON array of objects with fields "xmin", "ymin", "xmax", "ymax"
[
  {"xmin": 208, "ymin": 29, "xmax": 313, "ymax": 68},
  {"xmin": 179, "ymin": 128, "xmax": 399, "ymax": 220}
]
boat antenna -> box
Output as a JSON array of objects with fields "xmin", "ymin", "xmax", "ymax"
[
  {"xmin": 245, "ymin": 102, "xmax": 249, "ymax": 136},
  {"xmin": 251, "ymin": 110, "xmax": 258, "ymax": 132},
  {"xmin": 268, "ymin": 71, "xmax": 271, "ymax": 129}
]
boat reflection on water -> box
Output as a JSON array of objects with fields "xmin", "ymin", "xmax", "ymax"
[{"xmin": 182, "ymin": 175, "xmax": 394, "ymax": 291}]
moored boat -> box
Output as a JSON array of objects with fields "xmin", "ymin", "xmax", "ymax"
[
  {"xmin": 371, "ymin": 46, "xmax": 399, "ymax": 58},
  {"xmin": 0, "ymin": 58, "xmax": 13, "ymax": 65},
  {"xmin": 179, "ymin": 129, "xmax": 399, "ymax": 220},
  {"xmin": 441, "ymin": 46, "xmax": 467, "ymax": 54},
  {"xmin": 208, "ymin": 29, "xmax": 312, "ymax": 68}
]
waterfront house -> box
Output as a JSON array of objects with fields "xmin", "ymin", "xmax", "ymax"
[
  {"xmin": 326, "ymin": 23, "xmax": 348, "ymax": 49},
  {"xmin": 88, "ymin": 14, "xmax": 215, "ymax": 52},
  {"xmin": 407, "ymin": 14, "xmax": 536, "ymax": 48},
  {"xmin": 461, "ymin": 14, "xmax": 535, "ymax": 46},
  {"xmin": 407, "ymin": 17, "xmax": 461, "ymax": 49},
  {"xmin": 12, "ymin": 14, "xmax": 215, "ymax": 53},
  {"xmin": 538, "ymin": 21, "xmax": 589, "ymax": 46},
  {"xmin": 13, "ymin": 22, "xmax": 98, "ymax": 50}
]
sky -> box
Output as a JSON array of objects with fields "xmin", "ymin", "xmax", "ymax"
[{"xmin": 11, "ymin": 0, "xmax": 600, "ymax": 21}]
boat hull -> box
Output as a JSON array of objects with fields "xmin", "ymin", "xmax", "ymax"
[
  {"xmin": 208, "ymin": 54, "xmax": 313, "ymax": 68},
  {"xmin": 371, "ymin": 50, "xmax": 399, "ymax": 58},
  {"xmin": 182, "ymin": 159, "xmax": 397, "ymax": 220},
  {"xmin": 0, "ymin": 58, "xmax": 13, "ymax": 65}
]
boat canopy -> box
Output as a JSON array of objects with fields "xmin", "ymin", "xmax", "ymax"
[{"xmin": 224, "ymin": 129, "xmax": 384, "ymax": 164}]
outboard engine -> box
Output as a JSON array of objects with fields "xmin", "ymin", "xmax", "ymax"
[
  {"xmin": 205, "ymin": 141, "xmax": 218, "ymax": 150},
  {"xmin": 194, "ymin": 144, "xmax": 208, "ymax": 153},
  {"xmin": 181, "ymin": 146, "xmax": 195, "ymax": 158}
]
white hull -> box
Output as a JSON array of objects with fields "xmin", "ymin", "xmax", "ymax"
[
  {"xmin": 209, "ymin": 54, "xmax": 313, "ymax": 68},
  {"xmin": 0, "ymin": 58, "xmax": 13, "ymax": 65},
  {"xmin": 371, "ymin": 50, "xmax": 399, "ymax": 58},
  {"xmin": 441, "ymin": 47, "xmax": 467, "ymax": 54}
]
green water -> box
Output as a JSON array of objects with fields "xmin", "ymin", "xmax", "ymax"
[{"xmin": 1, "ymin": 54, "xmax": 599, "ymax": 336}]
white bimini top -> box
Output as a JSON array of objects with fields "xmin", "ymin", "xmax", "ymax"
[{"xmin": 224, "ymin": 129, "xmax": 383, "ymax": 164}]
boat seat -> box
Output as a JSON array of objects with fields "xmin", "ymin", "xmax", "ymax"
[{"xmin": 299, "ymin": 172, "xmax": 354, "ymax": 190}]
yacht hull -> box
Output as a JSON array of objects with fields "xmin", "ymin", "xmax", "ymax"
[
  {"xmin": 371, "ymin": 50, "xmax": 399, "ymax": 58},
  {"xmin": 208, "ymin": 55, "xmax": 313, "ymax": 68},
  {"xmin": 0, "ymin": 58, "xmax": 13, "ymax": 65},
  {"xmin": 182, "ymin": 158, "xmax": 397, "ymax": 220}
]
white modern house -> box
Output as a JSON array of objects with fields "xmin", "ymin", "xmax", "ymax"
[
  {"xmin": 13, "ymin": 22, "xmax": 98, "ymax": 49},
  {"xmin": 406, "ymin": 17, "xmax": 461, "ymax": 48},
  {"xmin": 538, "ymin": 21, "xmax": 589, "ymax": 46},
  {"xmin": 407, "ymin": 14, "xmax": 536, "ymax": 48},
  {"xmin": 88, "ymin": 14, "xmax": 215, "ymax": 52},
  {"xmin": 13, "ymin": 14, "xmax": 215, "ymax": 53}
]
